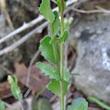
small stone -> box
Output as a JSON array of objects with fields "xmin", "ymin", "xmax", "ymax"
[
  {"xmin": 74, "ymin": 31, "xmax": 81, "ymax": 38},
  {"xmin": 70, "ymin": 11, "xmax": 110, "ymax": 104}
]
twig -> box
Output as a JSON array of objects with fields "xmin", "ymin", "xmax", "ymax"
[
  {"xmin": 0, "ymin": 0, "xmax": 77, "ymax": 56},
  {"xmin": 51, "ymin": 0, "xmax": 57, "ymax": 4},
  {"xmin": 26, "ymin": 49, "xmax": 40, "ymax": 87},
  {"xmin": 0, "ymin": 15, "xmax": 44, "ymax": 44},
  {"xmin": 49, "ymin": 95, "xmax": 57, "ymax": 102},
  {"xmin": 68, "ymin": 6, "xmax": 110, "ymax": 14},
  {"xmin": 18, "ymin": 94, "xmax": 24, "ymax": 110},
  {"xmin": 24, "ymin": 50, "xmax": 40, "ymax": 98},
  {"xmin": 24, "ymin": 89, "xmax": 31, "ymax": 98},
  {"xmin": 0, "ymin": 64, "xmax": 13, "ymax": 75},
  {"xmin": 0, "ymin": 0, "xmax": 14, "ymax": 31},
  {"xmin": 0, "ymin": 22, "xmax": 48, "ymax": 56},
  {"xmin": 3, "ymin": 101, "xmax": 13, "ymax": 109},
  {"xmin": 0, "ymin": 0, "xmax": 77, "ymax": 44},
  {"xmin": 95, "ymin": 5, "xmax": 110, "ymax": 11}
]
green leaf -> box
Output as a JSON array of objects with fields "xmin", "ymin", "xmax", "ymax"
[
  {"xmin": 49, "ymin": 36, "xmax": 60, "ymax": 62},
  {"xmin": 8, "ymin": 75, "xmax": 23, "ymax": 100},
  {"xmin": 47, "ymin": 79, "xmax": 60, "ymax": 96},
  {"xmin": 52, "ymin": 11, "xmax": 60, "ymax": 36},
  {"xmin": 32, "ymin": 98, "xmax": 52, "ymax": 110},
  {"xmin": 37, "ymin": 62, "xmax": 60, "ymax": 80},
  {"xmin": 11, "ymin": 85, "xmax": 22, "ymax": 100},
  {"xmin": 87, "ymin": 97, "xmax": 110, "ymax": 110},
  {"xmin": 64, "ymin": 68, "xmax": 70, "ymax": 82},
  {"xmin": 40, "ymin": 36, "xmax": 55, "ymax": 64},
  {"xmin": 49, "ymin": 36, "xmax": 56, "ymax": 44},
  {"xmin": 57, "ymin": 0, "xmax": 66, "ymax": 12},
  {"xmin": 67, "ymin": 98, "xmax": 88, "ymax": 110},
  {"xmin": 39, "ymin": 0, "xmax": 55, "ymax": 23},
  {"xmin": 14, "ymin": 75, "xmax": 18, "ymax": 85},
  {"xmin": 0, "ymin": 100, "xmax": 5, "ymax": 110},
  {"xmin": 64, "ymin": 17, "xmax": 73, "ymax": 31},
  {"xmin": 47, "ymin": 79, "xmax": 69, "ymax": 97},
  {"xmin": 58, "ymin": 31, "xmax": 68, "ymax": 44}
]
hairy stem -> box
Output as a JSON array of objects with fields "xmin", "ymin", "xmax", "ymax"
[
  {"xmin": 60, "ymin": 0, "xmax": 65, "ymax": 110},
  {"xmin": 53, "ymin": 41, "xmax": 59, "ymax": 70},
  {"xmin": 60, "ymin": 44, "xmax": 64, "ymax": 110}
]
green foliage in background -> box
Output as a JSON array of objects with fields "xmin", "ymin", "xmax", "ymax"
[
  {"xmin": 0, "ymin": 100, "xmax": 5, "ymax": 110},
  {"xmin": 8, "ymin": 75, "xmax": 22, "ymax": 100},
  {"xmin": 88, "ymin": 97, "xmax": 110, "ymax": 110},
  {"xmin": 67, "ymin": 98, "xmax": 88, "ymax": 110},
  {"xmin": 32, "ymin": 98, "xmax": 52, "ymax": 110}
]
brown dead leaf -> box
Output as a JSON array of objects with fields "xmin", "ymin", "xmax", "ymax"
[
  {"xmin": 0, "ymin": 81, "xmax": 11, "ymax": 99},
  {"xmin": 0, "ymin": 81, "xmax": 25, "ymax": 100},
  {"xmin": 14, "ymin": 62, "xmax": 50, "ymax": 93}
]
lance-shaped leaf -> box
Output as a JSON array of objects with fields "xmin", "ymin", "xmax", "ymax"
[
  {"xmin": 67, "ymin": 98, "xmax": 88, "ymax": 110},
  {"xmin": 39, "ymin": 0, "xmax": 55, "ymax": 23},
  {"xmin": 52, "ymin": 11, "xmax": 60, "ymax": 36},
  {"xmin": 11, "ymin": 85, "xmax": 22, "ymax": 100},
  {"xmin": 8, "ymin": 75, "xmax": 22, "ymax": 100},
  {"xmin": 40, "ymin": 36, "xmax": 55, "ymax": 64},
  {"xmin": 37, "ymin": 62, "xmax": 60, "ymax": 80},
  {"xmin": 47, "ymin": 79, "xmax": 69, "ymax": 97},
  {"xmin": 49, "ymin": 36, "xmax": 60, "ymax": 61},
  {"xmin": 57, "ymin": 0, "xmax": 66, "ymax": 12},
  {"xmin": 0, "ymin": 100, "xmax": 5, "ymax": 110},
  {"xmin": 58, "ymin": 31, "xmax": 68, "ymax": 44}
]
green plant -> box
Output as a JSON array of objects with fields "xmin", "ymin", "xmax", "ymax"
[
  {"xmin": 8, "ymin": 75, "xmax": 22, "ymax": 100},
  {"xmin": 67, "ymin": 98, "xmax": 88, "ymax": 110},
  {"xmin": 0, "ymin": 100, "xmax": 5, "ymax": 110},
  {"xmin": 37, "ymin": 0, "xmax": 88, "ymax": 110},
  {"xmin": 8, "ymin": 75, "xmax": 23, "ymax": 110},
  {"xmin": 88, "ymin": 97, "xmax": 110, "ymax": 110},
  {"xmin": 0, "ymin": 75, "xmax": 23, "ymax": 110}
]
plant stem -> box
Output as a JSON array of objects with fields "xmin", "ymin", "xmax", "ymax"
[
  {"xmin": 35, "ymin": 87, "xmax": 46, "ymax": 99},
  {"xmin": 60, "ymin": 0, "xmax": 64, "ymax": 110},
  {"xmin": 61, "ymin": 1, "xmax": 64, "ymax": 35},
  {"xmin": 49, "ymin": 23, "xmax": 54, "ymax": 36},
  {"xmin": 53, "ymin": 41, "xmax": 59, "ymax": 70},
  {"xmin": 49, "ymin": 23, "xmax": 59, "ymax": 70},
  {"xmin": 60, "ymin": 44, "xmax": 64, "ymax": 110}
]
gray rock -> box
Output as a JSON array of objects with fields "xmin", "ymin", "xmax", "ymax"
[{"xmin": 70, "ymin": 13, "xmax": 110, "ymax": 104}]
